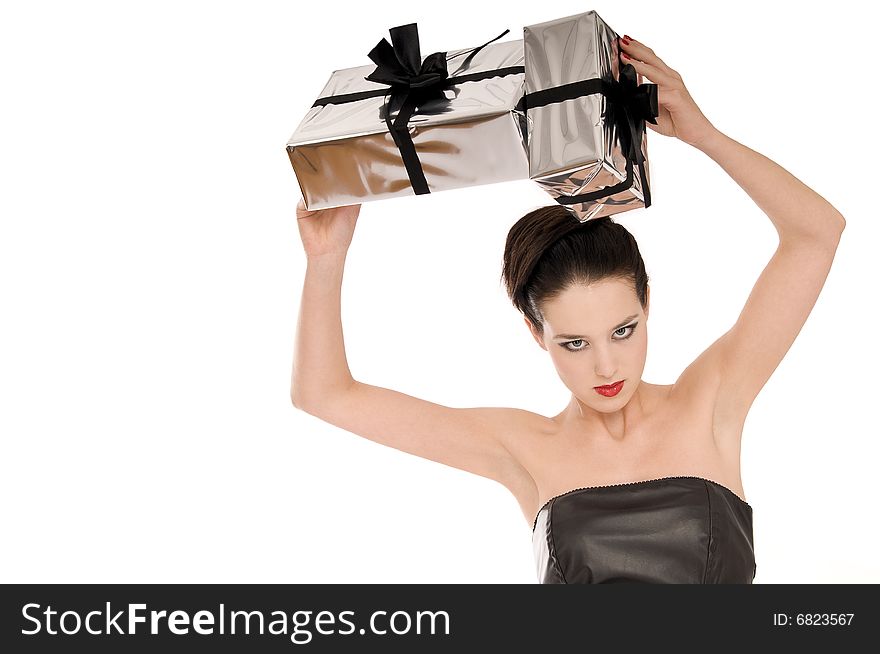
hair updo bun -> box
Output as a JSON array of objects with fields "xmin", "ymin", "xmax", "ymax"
[{"xmin": 501, "ymin": 205, "xmax": 649, "ymax": 336}]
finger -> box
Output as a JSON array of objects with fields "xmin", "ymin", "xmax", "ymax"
[
  {"xmin": 296, "ymin": 197, "xmax": 312, "ymax": 215},
  {"xmin": 296, "ymin": 198, "xmax": 315, "ymax": 219},
  {"xmin": 620, "ymin": 53, "xmax": 679, "ymax": 89},
  {"xmin": 620, "ymin": 37, "xmax": 680, "ymax": 80}
]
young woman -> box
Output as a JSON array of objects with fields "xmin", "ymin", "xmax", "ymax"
[{"xmin": 291, "ymin": 36, "xmax": 845, "ymax": 583}]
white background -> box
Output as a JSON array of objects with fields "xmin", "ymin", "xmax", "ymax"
[{"xmin": 1, "ymin": 0, "xmax": 877, "ymax": 584}]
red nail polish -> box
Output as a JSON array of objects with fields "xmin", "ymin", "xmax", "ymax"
[
  {"xmin": 624, "ymin": 34, "xmax": 633, "ymax": 40},
  {"xmin": 622, "ymin": 52, "xmax": 631, "ymax": 59}
]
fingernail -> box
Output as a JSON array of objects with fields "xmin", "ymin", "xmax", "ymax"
[
  {"xmin": 624, "ymin": 34, "xmax": 633, "ymax": 41},
  {"xmin": 622, "ymin": 52, "xmax": 631, "ymax": 59}
]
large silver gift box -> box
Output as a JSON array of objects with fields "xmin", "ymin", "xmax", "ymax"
[
  {"xmin": 520, "ymin": 10, "xmax": 659, "ymax": 220},
  {"xmin": 286, "ymin": 24, "xmax": 529, "ymax": 210},
  {"xmin": 286, "ymin": 13, "xmax": 658, "ymax": 221}
]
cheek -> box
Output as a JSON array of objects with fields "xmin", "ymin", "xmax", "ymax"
[
  {"xmin": 549, "ymin": 348, "xmax": 581, "ymax": 377},
  {"xmin": 634, "ymin": 332, "xmax": 649, "ymax": 359},
  {"xmin": 626, "ymin": 335, "xmax": 646, "ymax": 356},
  {"xmin": 625, "ymin": 341, "xmax": 649, "ymax": 375}
]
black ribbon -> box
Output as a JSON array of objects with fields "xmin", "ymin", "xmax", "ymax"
[
  {"xmin": 515, "ymin": 60, "xmax": 659, "ymax": 208},
  {"xmin": 311, "ymin": 23, "xmax": 520, "ymax": 196}
]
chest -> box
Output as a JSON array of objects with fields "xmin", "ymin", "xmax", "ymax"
[{"xmin": 508, "ymin": 385, "xmax": 745, "ymax": 525}]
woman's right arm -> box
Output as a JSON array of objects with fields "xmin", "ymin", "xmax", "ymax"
[
  {"xmin": 290, "ymin": 199, "xmax": 536, "ymax": 495},
  {"xmin": 291, "ymin": 249, "xmax": 356, "ymax": 406}
]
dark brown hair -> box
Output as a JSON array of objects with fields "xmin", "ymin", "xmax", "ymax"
[{"xmin": 501, "ymin": 205, "xmax": 650, "ymax": 337}]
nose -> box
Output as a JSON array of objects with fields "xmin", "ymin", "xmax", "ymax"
[{"xmin": 594, "ymin": 347, "xmax": 618, "ymax": 380}]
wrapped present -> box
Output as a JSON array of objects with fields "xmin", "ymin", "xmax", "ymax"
[
  {"xmin": 286, "ymin": 14, "xmax": 659, "ymax": 221},
  {"xmin": 286, "ymin": 23, "xmax": 529, "ymax": 210},
  {"xmin": 519, "ymin": 10, "xmax": 659, "ymax": 221}
]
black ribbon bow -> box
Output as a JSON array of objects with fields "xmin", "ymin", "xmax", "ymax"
[
  {"xmin": 606, "ymin": 62, "xmax": 658, "ymax": 205},
  {"xmin": 309, "ymin": 24, "xmax": 523, "ymax": 196},
  {"xmin": 608, "ymin": 64, "xmax": 658, "ymax": 163},
  {"xmin": 516, "ymin": 58, "xmax": 659, "ymax": 210},
  {"xmin": 365, "ymin": 23, "xmax": 449, "ymax": 90},
  {"xmin": 360, "ymin": 23, "xmax": 510, "ymax": 195},
  {"xmin": 363, "ymin": 24, "xmax": 451, "ymax": 195}
]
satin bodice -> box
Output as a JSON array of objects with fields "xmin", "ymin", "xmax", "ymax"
[{"xmin": 532, "ymin": 476, "xmax": 756, "ymax": 584}]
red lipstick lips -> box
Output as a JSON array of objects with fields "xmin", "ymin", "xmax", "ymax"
[{"xmin": 594, "ymin": 380, "xmax": 624, "ymax": 397}]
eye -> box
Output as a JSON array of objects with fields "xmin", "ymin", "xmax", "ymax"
[
  {"xmin": 563, "ymin": 339, "xmax": 587, "ymax": 352},
  {"xmin": 560, "ymin": 323, "xmax": 638, "ymax": 352}
]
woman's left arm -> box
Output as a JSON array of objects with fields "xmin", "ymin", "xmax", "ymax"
[
  {"xmin": 620, "ymin": 35, "xmax": 846, "ymax": 431},
  {"xmin": 694, "ymin": 129, "xmax": 845, "ymax": 429},
  {"xmin": 696, "ymin": 129, "xmax": 846, "ymax": 241}
]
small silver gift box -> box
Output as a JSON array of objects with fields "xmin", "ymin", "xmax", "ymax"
[
  {"xmin": 520, "ymin": 10, "xmax": 659, "ymax": 221},
  {"xmin": 286, "ymin": 24, "xmax": 529, "ymax": 210}
]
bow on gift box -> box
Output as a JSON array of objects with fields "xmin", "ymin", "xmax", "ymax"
[
  {"xmin": 363, "ymin": 23, "xmax": 456, "ymax": 196},
  {"xmin": 311, "ymin": 23, "xmax": 522, "ymax": 196},
  {"xmin": 364, "ymin": 23, "xmax": 450, "ymax": 91},
  {"xmin": 363, "ymin": 23, "xmax": 515, "ymax": 195},
  {"xmin": 516, "ymin": 58, "xmax": 659, "ymax": 210},
  {"xmin": 605, "ymin": 62, "xmax": 659, "ymax": 207}
]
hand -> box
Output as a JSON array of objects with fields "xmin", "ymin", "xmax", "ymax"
[
  {"xmin": 295, "ymin": 197, "xmax": 361, "ymax": 258},
  {"xmin": 618, "ymin": 35, "xmax": 719, "ymax": 149}
]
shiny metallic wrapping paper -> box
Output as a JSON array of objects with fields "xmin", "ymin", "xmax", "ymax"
[
  {"xmin": 521, "ymin": 11, "xmax": 656, "ymax": 221},
  {"xmin": 286, "ymin": 13, "xmax": 657, "ymax": 221},
  {"xmin": 286, "ymin": 34, "xmax": 529, "ymax": 211}
]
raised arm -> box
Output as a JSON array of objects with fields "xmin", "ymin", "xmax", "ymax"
[
  {"xmin": 619, "ymin": 36, "xmax": 846, "ymax": 443},
  {"xmin": 290, "ymin": 199, "xmax": 534, "ymax": 496},
  {"xmin": 687, "ymin": 129, "xmax": 845, "ymax": 426}
]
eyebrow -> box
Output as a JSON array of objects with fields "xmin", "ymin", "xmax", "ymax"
[{"xmin": 552, "ymin": 314, "xmax": 640, "ymax": 340}]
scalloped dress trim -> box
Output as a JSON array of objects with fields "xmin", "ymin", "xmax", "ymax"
[{"xmin": 531, "ymin": 474, "xmax": 752, "ymax": 532}]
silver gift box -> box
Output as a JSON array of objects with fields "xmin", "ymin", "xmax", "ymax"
[
  {"xmin": 286, "ymin": 25, "xmax": 529, "ymax": 210},
  {"xmin": 286, "ymin": 14, "xmax": 657, "ymax": 220},
  {"xmin": 521, "ymin": 10, "xmax": 658, "ymax": 221}
]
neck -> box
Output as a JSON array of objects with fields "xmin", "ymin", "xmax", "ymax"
[{"xmin": 565, "ymin": 380, "xmax": 651, "ymax": 440}]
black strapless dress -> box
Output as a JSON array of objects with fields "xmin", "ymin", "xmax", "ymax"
[{"xmin": 532, "ymin": 475, "xmax": 756, "ymax": 584}]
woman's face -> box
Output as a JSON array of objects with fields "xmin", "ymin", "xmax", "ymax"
[{"xmin": 527, "ymin": 278, "xmax": 649, "ymax": 412}]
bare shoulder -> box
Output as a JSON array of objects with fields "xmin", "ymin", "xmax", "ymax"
[
  {"xmin": 483, "ymin": 407, "xmax": 546, "ymax": 517},
  {"xmin": 669, "ymin": 341, "xmax": 745, "ymax": 446}
]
